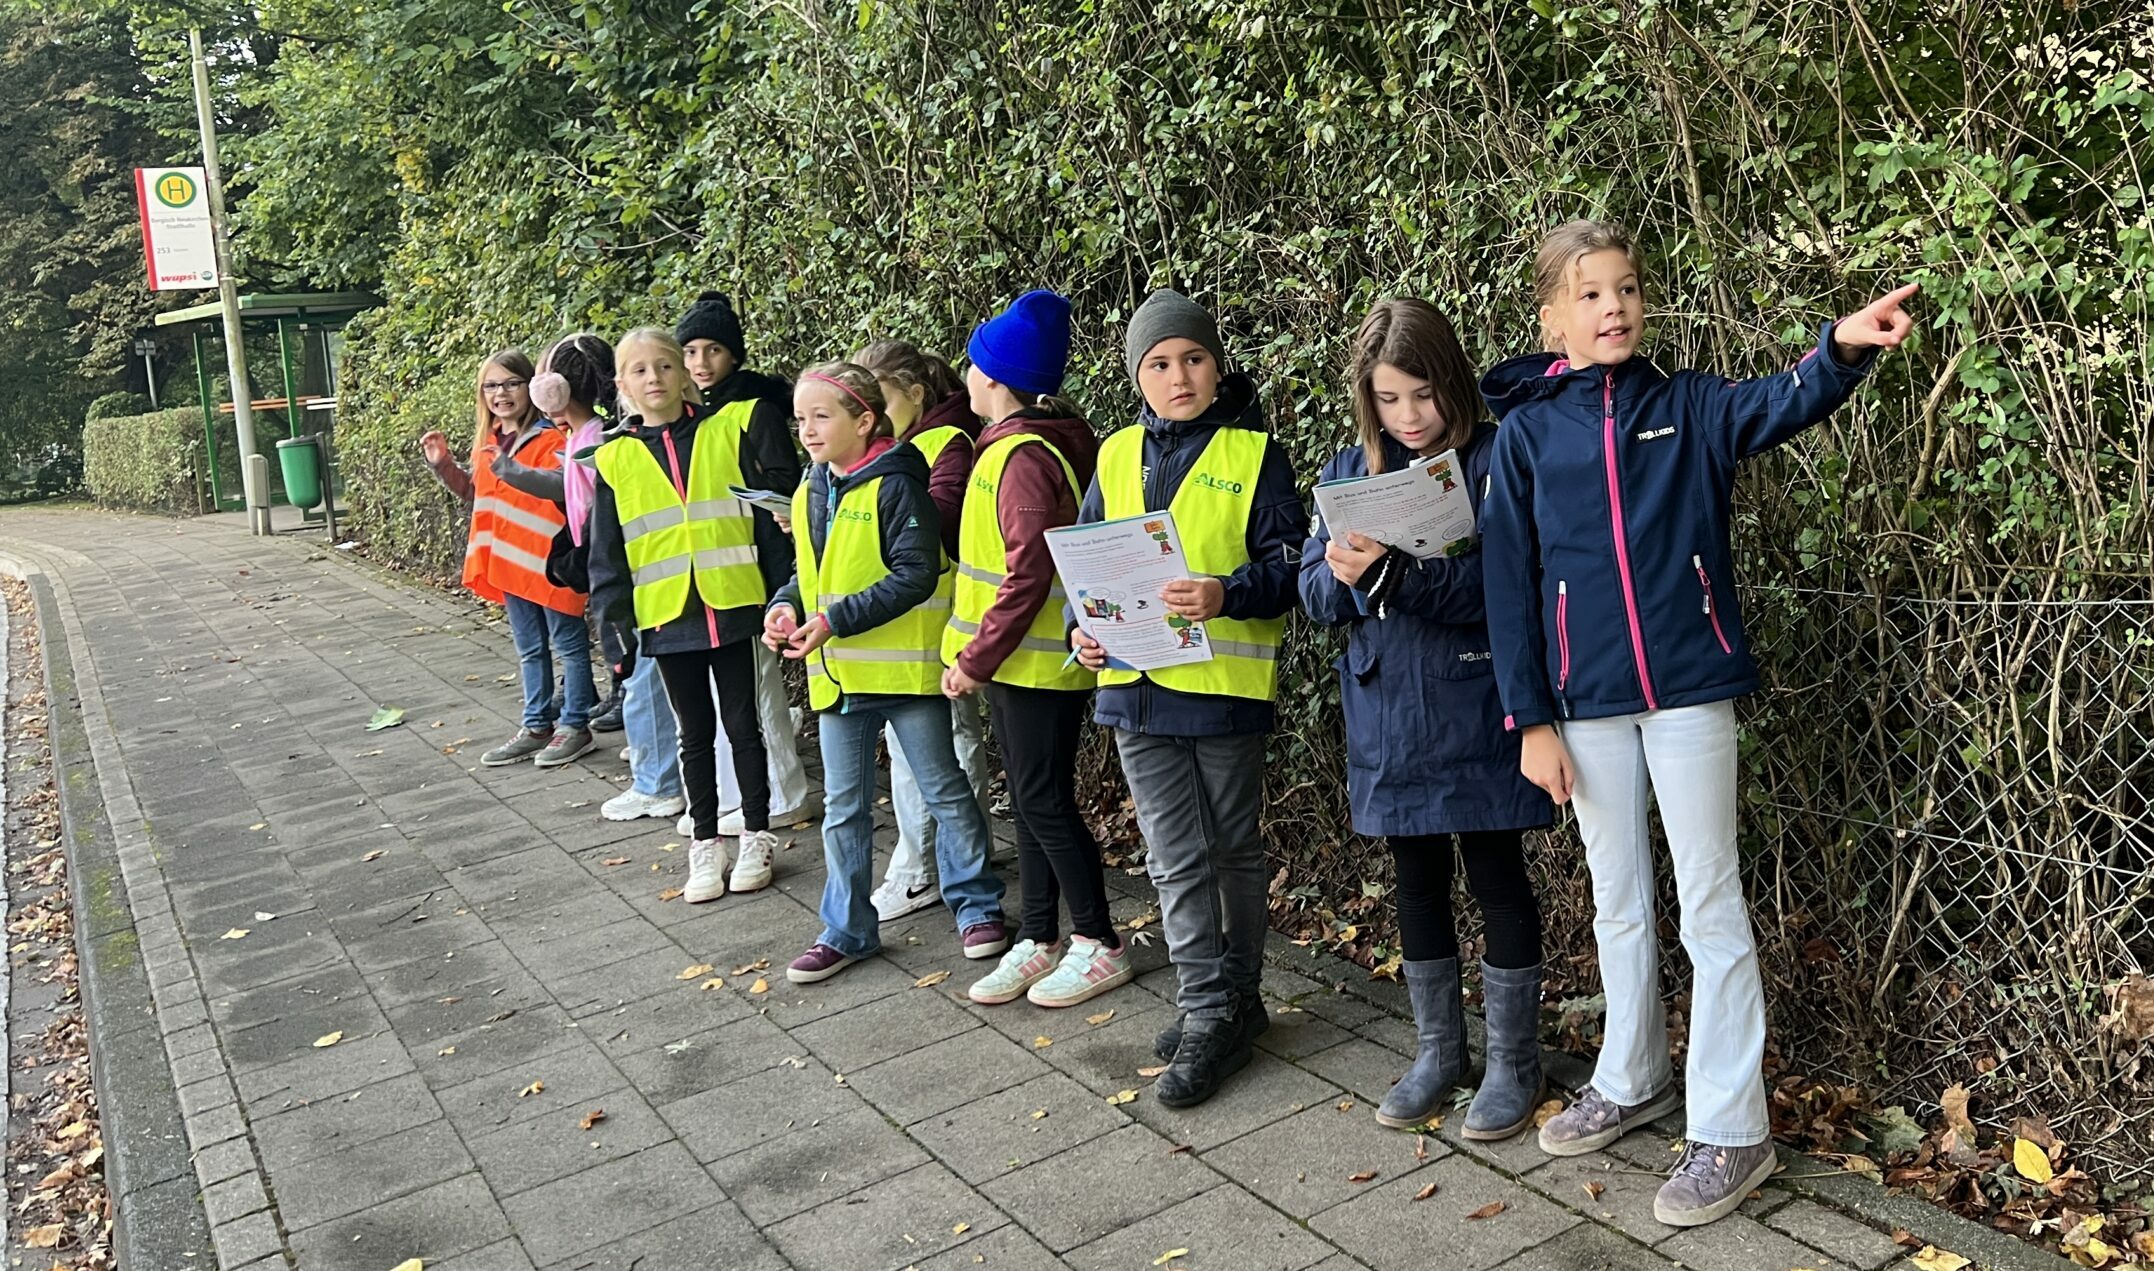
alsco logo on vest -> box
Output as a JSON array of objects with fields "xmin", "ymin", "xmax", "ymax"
[
  {"xmin": 835, "ymin": 506, "xmax": 874, "ymax": 523},
  {"xmin": 1191, "ymin": 471, "xmax": 1244, "ymax": 495}
]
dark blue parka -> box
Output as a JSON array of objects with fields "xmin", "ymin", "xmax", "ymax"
[
  {"xmin": 1479, "ymin": 324, "xmax": 1875, "ymax": 728},
  {"xmin": 1074, "ymin": 372, "xmax": 1305, "ymax": 737},
  {"xmin": 1301, "ymin": 425, "xmax": 1554, "ymax": 837}
]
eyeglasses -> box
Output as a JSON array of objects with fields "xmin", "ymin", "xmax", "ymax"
[{"xmin": 482, "ymin": 379, "xmax": 529, "ymax": 392}]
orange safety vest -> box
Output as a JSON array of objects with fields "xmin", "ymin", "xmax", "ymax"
[{"xmin": 461, "ymin": 425, "xmax": 585, "ymax": 615}]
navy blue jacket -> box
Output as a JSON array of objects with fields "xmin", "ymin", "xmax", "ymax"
[
  {"xmin": 1480, "ymin": 324, "xmax": 1875, "ymax": 727},
  {"xmin": 1075, "ymin": 373, "xmax": 1304, "ymax": 737},
  {"xmin": 1301, "ymin": 426, "xmax": 1553, "ymax": 837},
  {"xmin": 770, "ymin": 439, "xmax": 947, "ymax": 712}
]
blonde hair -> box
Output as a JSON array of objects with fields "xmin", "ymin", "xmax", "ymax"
[
  {"xmin": 1348, "ymin": 300, "xmax": 1480, "ymax": 475},
  {"xmin": 613, "ymin": 327, "xmax": 703, "ymax": 418},
  {"xmin": 1532, "ymin": 220, "xmax": 1642, "ymax": 354},
  {"xmin": 472, "ymin": 349, "xmax": 538, "ymax": 454},
  {"xmin": 798, "ymin": 361, "xmax": 892, "ymax": 438}
]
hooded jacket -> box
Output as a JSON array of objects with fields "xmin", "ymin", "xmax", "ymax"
[
  {"xmin": 1300, "ymin": 424, "xmax": 1552, "ymax": 836},
  {"xmin": 954, "ymin": 407, "xmax": 1100, "ymax": 685},
  {"xmin": 1074, "ymin": 372, "xmax": 1303, "ymax": 736},
  {"xmin": 900, "ymin": 392, "xmax": 985, "ymax": 558},
  {"xmin": 1479, "ymin": 323, "xmax": 1875, "ymax": 728},
  {"xmin": 769, "ymin": 437, "xmax": 945, "ymax": 710},
  {"xmin": 587, "ymin": 368, "xmax": 803, "ymax": 656}
]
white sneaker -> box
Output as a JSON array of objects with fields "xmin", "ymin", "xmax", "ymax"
[
  {"xmin": 684, "ymin": 838, "xmax": 730, "ymax": 903},
  {"xmin": 871, "ymin": 875, "xmax": 941, "ymax": 923},
  {"xmin": 730, "ymin": 830, "xmax": 777, "ymax": 893},
  {"xmin": 618, "ymin": 745, "xmax": 631, "ymax": 761},
  {"xmin": 677, "ymin": 811, "xmax": 694, "ymax": 838},
  {"xmin": 722, "ymin": 788, "xmax": 824, "ymax": 836},
  {"xmin": 601, "ymin": 789, "xmax": 687, "ymax": 822}
]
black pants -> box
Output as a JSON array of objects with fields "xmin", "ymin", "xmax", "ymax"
[
  {"xmin": 656, "ymin": 642, "xmax": 768, "ymax": 838},
  {"xmin": 1388, "ymin": 830, "xmax": 1541, "ymax": 969},
  {"xmin": 988, "ymin": 682, "xmax": 1116, "ymax": 948}
]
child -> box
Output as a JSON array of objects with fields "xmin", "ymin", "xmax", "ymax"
[
  {"xmin": 764, "ymin": 363, "xmax": 1008, "ymax": 983},
  {"xmin": 939, "ymin": 293, "xmax": 1126, "ymax": 1010},
  {"xmin": 421, "ymin": 350, "xmax": 597, "ymax": 768},
  {"xmin": 851, "ymin": 338, "xmax": 995, "ymax": 922},
  {"xmin": 672, "ymin": 292, "xmax": 819, "ymax": 837},
  {"xmin": 1070, "ymin": 290, "xmax": 1303, "ymax": 1103},
  {"xmin": 1481, "ymin": 220, "xmax": 1915, "ymax": 1225},
  {"xmin": 587, "ymin": 327, "xmax": 797, "ymax": 903},
  {"xmin": 1299, "ymin": 300, "xmax": 1554, "ymax": 1135}
]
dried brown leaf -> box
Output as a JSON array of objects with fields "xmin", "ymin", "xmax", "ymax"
[
  {"xmin": 1348, "ymin": 1169, "xmax": 1379, "ymax": 1183},
  {"xmin": 1466, "ymin": 1201, "xmax": 1507, "ymax": 1220},
  {"xmin": 1413, "ymin": 1182, "xmax": 1439, "ymax": 1201},
  {"xmin": 578, "ymin": 1108, "xmax": 606, "ymax": 1131}
]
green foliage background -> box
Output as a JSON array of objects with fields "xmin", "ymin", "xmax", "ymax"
[{"xmin": 81, "ymin": 406, "xmax": 201, "ymax": 512}]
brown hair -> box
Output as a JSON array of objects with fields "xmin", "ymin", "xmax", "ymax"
[
  {"xmin": 1007, "ymin": 388, "xmax": 1089, "ymax": 427},
  {"xmin": 1348, "ymin": 300, "xmax": 1480, "ymax": 474},
  {"xmin": 1532, "ymin": 219, "xmax": 1642, "ymax": 354},
  {"xmin": 798, "ymin": 361, "xmax": 892, "ymax": 439},
  {"xmin": 613, "ymin": 327, "xmax": 703, "ymax": 419},
  {"xmin": 853, "ymin": 338, "xmax": 965, "ymax": 406},
  {"xmin": 472, "ymin": 349, "xmax": 538, "ymax": 454}
]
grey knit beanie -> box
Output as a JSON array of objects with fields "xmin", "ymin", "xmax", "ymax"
[{"xmin": 1123, "ymin": 289, "xmax": 1227, "ymax": 385}]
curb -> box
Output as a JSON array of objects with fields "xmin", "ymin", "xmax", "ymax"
[
  {"xmin": 1257, "ymin": 929, "xmax": 2075, "ymax": 1271},
  {"xmin": 13, "ymin": 563, "xmax": 218, "ymax": 1267}
]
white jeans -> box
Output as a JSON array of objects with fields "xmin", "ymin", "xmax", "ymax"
[
  {"xmin": 1562, "ymin": 700, "xmax": 1768, "ymax": 1146},
  {"xmin": 715, "ymin": 639, "xmax": 813, "ymax": 816},
  {"xmin": 882, "ymin": 694, "xmax": 990, "ymax": 888}
]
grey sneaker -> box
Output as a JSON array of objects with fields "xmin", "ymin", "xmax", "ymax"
[
  {"xmin": 481, "ymin": 728, "xmax": 551, "ymax": 766},
  {"xmin": 1537, "ymin": 1084, "xmax": 1681, "ymax": 1157},
  {"xmin": 1654, "ymin": 1139, "xmax": 1778, "ymax": 1226},
  {"xmin": 532, "ymin": 726, "xmax": 595, "ymax": 767}
]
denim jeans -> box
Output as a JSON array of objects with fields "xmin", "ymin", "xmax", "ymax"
[
  {"xmin": 883, "ymin": 694, "xmax": 989, "ymax": 888},
  {"xmin": 622, "ymin": 654, "xmax": 680, "ymax": 799},
  {"xmin": 1562, "ymin": 700, "xmax": 1767, "ymax": 1147},
  {"xmin": 816, "ymin": 697, "xmax": 1005, "ymax": 957},
  {"xmin": 504, "ymin": 594, "xmax": 595, "ymax": 732}
]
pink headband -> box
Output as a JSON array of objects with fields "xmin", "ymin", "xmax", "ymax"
[{"xmin": 804, "ymin": 372, "xmax": 874, "ymax": 415}]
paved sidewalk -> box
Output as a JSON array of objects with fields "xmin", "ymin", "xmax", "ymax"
[{"xmin": 0, "ymin": 505, "xmax": 2025, "ymax": 1271}]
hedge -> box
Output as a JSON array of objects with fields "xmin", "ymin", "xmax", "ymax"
[{"xmin": 81, "ymin": 408, "xmax": 203, "ymax": 514}]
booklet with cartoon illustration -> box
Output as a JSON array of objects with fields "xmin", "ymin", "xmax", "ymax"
[
  {"xmin": 1044, "ymin": 511, "xmax": 1214, "ymax": 671},
  {"xmin": 1311, "ymin": 450, "xmax": 1477, "ymax": 559}
]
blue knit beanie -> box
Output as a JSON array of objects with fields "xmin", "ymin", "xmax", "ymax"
[{"xmin": 967, "ymin": 290, "xmax": 1072, "ymax": 396}]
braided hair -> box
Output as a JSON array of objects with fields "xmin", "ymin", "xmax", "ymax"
[{"xmin": 532, "ymin": 333, "xmax": 617, "ymax": 419}]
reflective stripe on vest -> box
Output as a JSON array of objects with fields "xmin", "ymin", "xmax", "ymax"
[
  {"xmin": 594, "ymin": 401, "xmax": 766, "ymax": 630},
  {"xmin": 941, "ymin": 434, "xmax": 1095, "ymax": 690},
  {"xmin": 793, "ymin": 473, "xmax": 952, "ymax": 710},
  {"xmin": 460, "ymin": 426, "xmax": 584, "ymax": 615},
  {"xmin": 1096, "ymin": 426, "xmax": 1284, "ymax": 701}
]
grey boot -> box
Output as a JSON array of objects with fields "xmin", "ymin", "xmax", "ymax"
[
  {"xmin": 1375, "ymin": 957, "xmax": 1467, "ymax": 1129},
  {"xmin": 1463, "ymin": 961, "xmax": 1546, "ymax": 1140}
]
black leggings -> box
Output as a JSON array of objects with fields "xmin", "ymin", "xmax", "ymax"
[
  {"xmin": 655, "ymin": 642, "xmax": 768, "ymax": 839},
  {"xmin": 988, "ymin": 682, "xmax": 1118, "ymax": 948},
  {"xmin": 1388, "ymin": 830, "xmax": 1541, "ymax": 969}
]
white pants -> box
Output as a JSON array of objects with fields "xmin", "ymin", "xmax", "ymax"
[
  {"xmin": 1562, "ymin": 700, "xmax": 1768, "ymax": 1147},
  {"xmin": 715, "ymin": 639, "xmax": 814, "ymax": 816},
  {"xmin": 882, "ymin": 694, "xmax": 990, "ymax": 887}
]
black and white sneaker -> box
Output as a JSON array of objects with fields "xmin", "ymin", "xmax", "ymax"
[{"xmin": 871, "ymin": 876, "xmax": 939, "ymax": 922}]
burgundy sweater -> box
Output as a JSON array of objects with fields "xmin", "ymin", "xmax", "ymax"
[
  {"xmin": 955, "ymin": 409, "xmax": 1099, "ymax": 683},
  {"xmin": 899, "ymin": 393, "xmax": 984, "ymax": 559}
]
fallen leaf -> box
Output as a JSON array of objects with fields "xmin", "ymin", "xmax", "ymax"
[
  {"xmin": 579, "ymin": 1109, "xmax": 606, "ymax": 1130},
  {"xmin": 313, "ymin": 1031, "xmax": 344, "ymax": 1048},
  {"xmin": 1137, "ymin": 1064, "xmax": 1169, "ymax": 1078},
  {"xmin": 699, "ymin": 978, "xmax": 726, "ymax": 991},
  {"xmin": 253, "ymin": 911, "xmax": 278, "ymax": 921},
  {"xmin": 25, "ymin": 1225, "xmax": 64, "ymax": 1248},
  {"xmin": 437, "ymin": 1046, "xmax": 456, "ymax": 1056},
  {"xmin": 734, "ymin": 959, "xmax": 771, "ymax": 975},
  {"xmin": 1336, "ymin": 1099, "xmax": 1356, "ymax": 1113},
  {"xmin": 1414, "ymin": 1135, "xmax": 1429, "ymax": 1162},
  {"xmin": 1909, "ymin": 1248, "xmax": 1971, "ymax": 1271},
  {"xmin": 2013, "ymin": 1137, "xmax": 2054, "ymax": 1184},
  {"xmin": 913, "ymin": 971, "xmax": 951, "ymax": 988},
  {"xmin": 518, "ymin": 1079, "xmax": 544, "ymax": 1098},
  {"xmin": 1030, "ymin": 1110, "xmax": 1049, "ymax": 1120},
  {"xmin": 390, "ymin": 1260, "xmax": 425, "ymax": 1271},
  {"xmin": 55, "ymin": 1119, "xmax": 90, "ymax": 1140},
  {"xmin": 1106, "ymin": 1089, "xmax": 1138, "ymax": 1105},
  {"xmin": 1466, "ymin": 1201, "xmax": 1507, "ymax": 1220},
  {"xmin": 362, "ymin": 849, "xmax": 386, "ymax": 862},
  {"xmin": 1583, "ymin": 1180, "xmax": 1605, "ymax": 1201},
  {"xmin": 658, "ymin": 887, "xmax": 684, "ymax": 902},
  {"xmin": 601, "ymin": 856, "xmax": 631, "ymax": 867},
  {"xmin": 1167, "ymin": 1143, "xmax": 1193, "ymax": 1155},
  {"xmin": 1032, "ymin": 1036, "xmax": 1054, "ymax": 1049},
  {"xmin": 249, "ymin": 822, "xmax": 267, "ymax": 831},
  {"xmin": 1531, "ymin": 1099, "xmax": 1565, "ymax": 1128},
  {"xmin": 365, "ymin": 706, "xmax": 406, "ymax": 731},
  {"xmin": 1939, "ymin": 1082, "xmax": 1975, "ymax": 1140},
  {"xmin": 677, "ymin": 963, "xmax": 715, "ymax": 981},
  {"xmin": 1413, "ymin": 1182, "xmax": 1439, "ymax": 1201},
  {"xmin": 952, "ymin": 1222, "xmax": 971, "ymax": 1235},
  {"xmin": 1126, "ymin": 914, "xmax": 1151, "ymax": 929},
  {"xmin": 1152, "ymin": 1251, "xmax": 1188, "ymax": 1267},
  {"xmin": 1086, "ymin": 1009, "xmax": 1116, "ymax": 1025},
  {"xmin": 1348, "ymin": 1169, "xmax": 1379, "ymax": 1183},
  {"xmin": 220, "ymin": 928, "xmax": 250, "ymax": 940},
  {"xmin": 749, "ymin": 977, "xmax": 770, "ymax": 995}
]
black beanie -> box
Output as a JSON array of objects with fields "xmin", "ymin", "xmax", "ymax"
[{"xmin": 675, "ymin": 291, "xmax": 747, "ymax": 366}]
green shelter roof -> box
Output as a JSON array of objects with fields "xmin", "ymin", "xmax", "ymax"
[{"xmin": 154, "ymin": 291, "xmax": 378, "ymax": 327}]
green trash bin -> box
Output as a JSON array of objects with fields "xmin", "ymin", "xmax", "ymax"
[{"xmin": 276, "ymin": 435, "xmax": 324, "ymax": 509}]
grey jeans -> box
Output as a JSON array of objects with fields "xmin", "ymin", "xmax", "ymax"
[{"xmin": 1115, "ymin": 729, "xmax": 1269, "ymax": 1021}]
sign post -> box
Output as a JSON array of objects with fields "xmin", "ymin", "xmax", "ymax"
[
  {"xmin": 133, "ymin": 167, "xmax": 218, "ymax": 291},
  {"xmin": 187, "ymin": 28, "xmax": 266, "ymax": 533}
]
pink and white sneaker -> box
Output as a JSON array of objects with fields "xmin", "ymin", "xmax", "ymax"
[{"xmin": 1025, "ymin": 935, "xmax": 1133, "ymax": 1008}]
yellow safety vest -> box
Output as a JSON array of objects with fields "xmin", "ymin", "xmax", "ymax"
[
  {"xmin": 906, "ymin": 423, "xmax": 968, "ymax": 469},
  {"xmin": 791, "ymin": 471, "xmax": 953, "ymax": 710},
  {"xmin": 942, "ymin": 435, "xmax": 1095, "ymax": 691},
  {"xmin": 1097, "ymin": 426, "xmax": 1284, "ymax": 701},
  {"xmin": 594, "ymin": 400, "xmax": 766, "ymax": 630}
]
